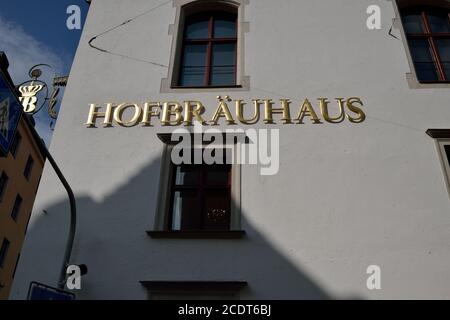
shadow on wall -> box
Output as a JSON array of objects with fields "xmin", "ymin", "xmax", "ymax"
[{"xmin": 12, "ymin": 156, "xmax": 333, "ymax": 300}]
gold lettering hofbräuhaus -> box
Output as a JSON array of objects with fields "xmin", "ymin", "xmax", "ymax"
[{"xmin": 85, "ymin": 96, "xmax": 367, "ymax": 128}]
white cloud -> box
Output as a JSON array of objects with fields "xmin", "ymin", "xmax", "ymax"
[{"xmin": 0, "ymin": 14, "xmax": 65, "ymax": 83}]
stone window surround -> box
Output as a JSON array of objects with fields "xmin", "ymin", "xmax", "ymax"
[
  {"xmin": 427, "ymin": 129, "xmax": 450, "ymax": 200},
  {"xmin": 151, "ymin": 133, "xmax": 244, "ymax": 235},
  {"xmin": 161, "ymin": 0, "xmax": 250, "ymax": 93},
  {"xmin": 390, "ymin": 0, "xmax": 450, "ymax": 89}
]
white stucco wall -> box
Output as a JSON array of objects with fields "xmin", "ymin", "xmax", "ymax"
[{"xmin": 11, "ymin": 0, "xmax": 450, "ymax": 299}]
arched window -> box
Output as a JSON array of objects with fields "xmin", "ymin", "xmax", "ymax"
[
  {"xmin": 177, "ymin": 9, "xmax": 237, "ymax": 88},
  {"xmin": 401, "ymin": 6, "xmax": 450, "ymax": 82}
]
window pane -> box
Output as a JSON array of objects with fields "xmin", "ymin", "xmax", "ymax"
[
  {"xmin": 180, "ymin": 67, "xmax": 205, "ymax": 86},
  {"xmin": 172, "ymin": 190, "xmax": 200, "ymax": 231},
  {"xmin": 0, "ymin": 172, "xmax": 8, "ymax": 202},
  {"xmin": 402, "ymin": 14, "xmax": 425, "ymax": 33},
  {"xmin": 214, "ymin": 18, "xmax": 236, "ymax": 38},
  {"xmin": 211, "ymin": 43, "xmax": 236, "ymax": 86},
  {"xmin": 204, "ymin": 189, "xmax": 231, "ymax": 230},
  {"xmin": 444, "ymin": 145, "xmax": 450, "ymax": 165},
  {"xmin": 212, "ymin": 43, "xmax": 236, "ymax": 65},
  {"xmin": 11, "ymin": 194, "xmax": 22, "ymax": 221},
  {"xmin": 0, "ymin": 238, "xmax": 10, "ymax": 268},
  {"xmin": 182, "ymin": 44, "xmax": 207, "ymax": 66},
  {"xmin": 436, "ymin": 39, "xmax": 450, "ymax": 61},
  {"xmin": 428, "ymin": 12, "xmax": 450, "ymax": 33},
  {"xmin": 442, "ymin": 62, "xmax": 450, "ymax": 80},
  {"xmin": 24, "ymin": 156, "xmax": 34, "ymax": 180},
  {"xmin": 414, "ymin": 62, "xmax": 439, "ymax": 81},
  {"xmin": 206, "ymin": 165, "xmax": 231, "ymax": 185},
  {"xmin": 175, "ymin": 165, "xmax": 200, "ymax": 186},
  {"xmin": 436, "ymin": 39, "xmax": 450, "ymax": 79},
  {"xmin": 185, "ymin": 18, "xmax": 209, "ymax": 39},
  {"xmin": 180, "ymin": 44, "xmax": 207, "ymax": 86},
  {"xmin": 408, "ymin": 39, "xmax": 434, "ymax": 62}
]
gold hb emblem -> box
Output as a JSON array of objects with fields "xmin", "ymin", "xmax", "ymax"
[{"xmin": 19, "ymin": 84, "xmax": 44, "ymax": 113}]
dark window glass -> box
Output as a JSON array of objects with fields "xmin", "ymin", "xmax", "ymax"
[
  {"xmin": 206, "ymin": 165, "xmax": 230, "ymax": 185},
  {"xmin": 23, "ymin": 155, "xmax": 34, "ymax": 180},
  {"xmin": 436, "ymin": 39, "xmax": 450, "ymax": 78},
  {"xmin": 169, "ymin": 157, "xmax": 232, "ymax": 231},
  {"xmin": 0, "ymin": 171, "xmax": 8, "ymax": 202},
  {"xmin": 11, "ymin": 194, "xmax": 23, "ymax": 222},
  {"xmin": 10, "ymin": 132, "xmax": 21, "ymax": 158},
  {"xmin": 402, "ymin": 9, "xmax": 450, "ymax": 82},
  {"xmin": 178, "ymin": 11, "xmax": 237, "ymax": 87},
  {"xmin": 179, "ymin": 44, "xmax": 208, "ymax": 87},
  {"xmin": 211, "ymin": 43, "xmax": 236, "ymax": 86},
  {"xmin": 12, "ymin": 254, "xmax": 20, "ymax": 278},
  {"xmin": 408, "ymin": 39, "xmax": 439, "ymax": 81},
  {"xmin": 402, "ymin": 14, "xmax": 425, "ymax": 33},
  {"xmin": 185, "ymin": 18, "xmax": 209, "ymax": 39},
  {"xmin": 0, "ymin": 238, "xmax": 10, "ymax": 269},
  {"xmin": 214, "ymin": 17, "xmax": 237, "ymax": 38},
  {"xmin": 428, "ymin": 12, "xmax": 450, "ymax": 33},
  {"xmin": 409, "ymin": 39, "xmax": 434, "ymax": 62},
  {"xmin": 444, "ymin": 145, "xmax": 450, "ymax": 165}
]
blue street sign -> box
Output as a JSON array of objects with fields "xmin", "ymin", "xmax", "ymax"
[
  {"xmin": 0, "ymin": 69, "xmax": 22, "ymax": 156},
  {"xmin": 28, "ymin": 282, "xmax": 76, "ymax": 300}
]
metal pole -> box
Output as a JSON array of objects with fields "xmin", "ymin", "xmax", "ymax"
[{"xmin": 34, "ymin": 137, "xmax": 77, "ymax": 290}]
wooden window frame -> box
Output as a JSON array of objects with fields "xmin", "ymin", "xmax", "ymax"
[
  {"xmin": 176, "ymin": 11, "xmax": 238, "ymax": 88},
  {"xmin": 402, "ymin": 7, "xmax": 450, "ymax": 83},
  {"xmin": 168, "ymin": 159, "xmax": 232, "ymax": 232}
]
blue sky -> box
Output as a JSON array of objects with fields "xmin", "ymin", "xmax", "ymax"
[{"xmin": 0, "ymin": 1, "xmax": 89, "ymax": 145}]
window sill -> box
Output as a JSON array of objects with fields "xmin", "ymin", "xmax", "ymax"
[
  {"xmin": 147, "ymin": 230, "xmax": 246, "ymax": 239},
  {"xmin": 426, "ymin": 129, "xmax": 450, "ymax": 139}
]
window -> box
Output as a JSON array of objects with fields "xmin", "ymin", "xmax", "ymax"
[
  {"xmin": 178, "ymin": 10, "xmax": 237, "ymax": 87},
  {"xmin": 426, "ymin": 129, "xmax": 450, "ymax": 197},
  {"xmin": 0, "ymin": 238, "xmax": 10, "ymax": 269},
  {"xmin": 151, "ymin": 134, "xmax": 244, "ymax": 237},
  {"xmin": 24, "ymin": 155, "xmax": 34, "ymax": 180},
  {"xmin": 445, "ymin": 145, "xmax": 450, "ymax": 164},
  {"xmin": 10, "ymin": 132, "xmax": 21, "ymax": 158},
  {"xmin": 401, "ymin": 7, "xmax": 450, "ymax": 82},
  {"xmin": 11, "ymin": 194, "xmax": 22, "ymax": 222},
  {"xmin": 169, "ymin": 159, "xmax": 232, "ymax": 231},
  {"xmin": 12, "ymin": 254, "xmax": 20, "ymax": 279},
  {"xmin": 0, "ymin": 171, "xmax": 8, "ymax": 202}
]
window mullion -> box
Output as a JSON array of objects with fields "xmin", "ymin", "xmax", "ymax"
[
  {"xmin": 430, "ymin": 37, "xmax": 447, "ymax": 81},
  {"xmin": 423, "ymin": 11, "xmax": 447, "ymax": 81},
  {"xmin": 205, "ymin": 16, "xmax": 214, "ymax": 86}
]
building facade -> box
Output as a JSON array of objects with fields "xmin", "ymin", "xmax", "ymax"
[
  {"xmin": 10, "ymin": 0, "xmax": 450, "ymax": 299},
  {"xmin": 0, "ymin": 54, "xmax": 46, "ymax": 300}
]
